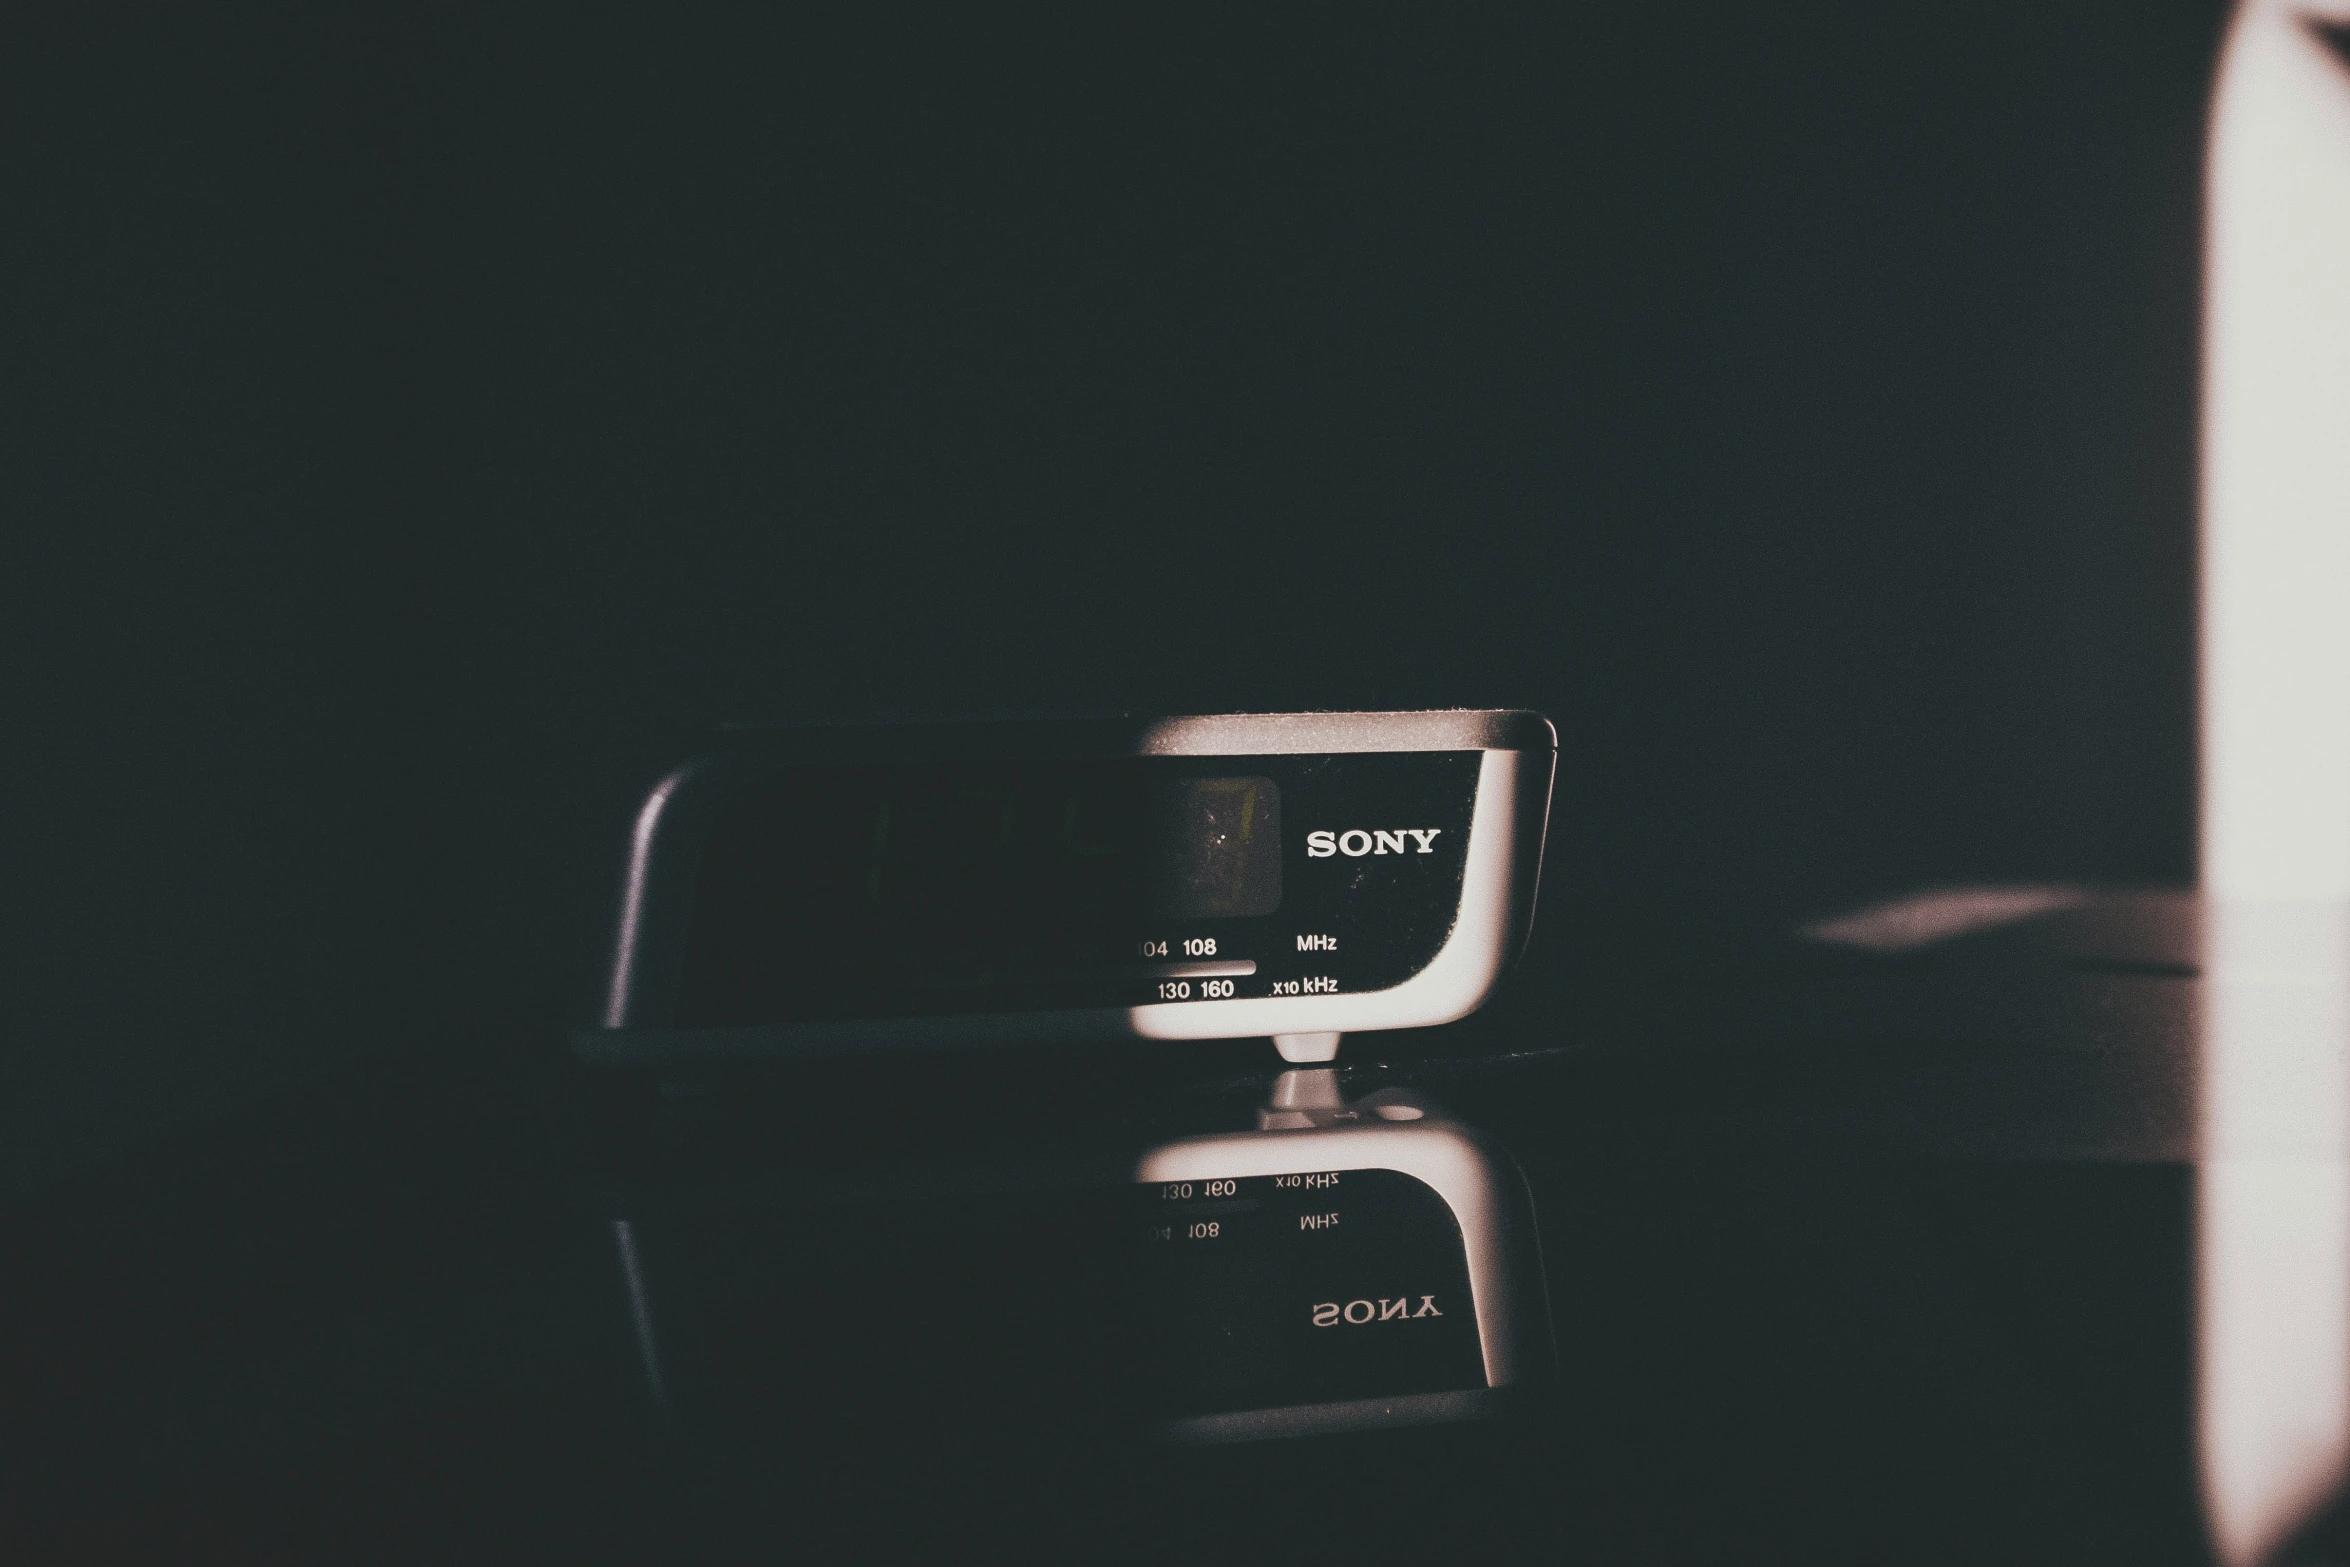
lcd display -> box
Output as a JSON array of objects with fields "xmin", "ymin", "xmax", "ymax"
[{"xmin": 1156, "ymin": 776, "xmax": 1282, "ymax": 919}]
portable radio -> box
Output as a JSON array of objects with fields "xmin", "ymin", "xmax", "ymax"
[{"xmin": 580, "ymin": 710, "xmax": 1554, "ymax": 1065}]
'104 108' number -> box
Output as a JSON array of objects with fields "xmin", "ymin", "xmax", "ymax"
[{"xmin": 1140, "ymin": 937, "xmax": 1218, "ymax": 958}]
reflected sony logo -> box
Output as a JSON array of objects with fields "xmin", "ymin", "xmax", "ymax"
[
  {"xmin": 1311, "ymin": 1295, "xmax": 1445, "ymax": 1326},
  {"xmin": 1305, "ymin": 829, "xmax": 1441, "ymax": 859}
]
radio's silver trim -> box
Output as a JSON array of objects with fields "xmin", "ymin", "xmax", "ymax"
[
  {"xmin": 605, "ymin": 765, "xmax": 699, "ymax": 1030},
  {"xmin": 1137, "ymin": 709, "xmax": 1543, "ymax": 756},
  {"xmin": 1135, "ymin": 1117, "xmax": 1534, "ymax": 1389}
]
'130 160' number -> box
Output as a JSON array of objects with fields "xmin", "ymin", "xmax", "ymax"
[{"xmin": 1161, "ymin": 979, "xmax": 1237, "ymax": 1000}]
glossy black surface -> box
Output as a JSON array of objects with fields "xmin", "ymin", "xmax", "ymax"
[{"xmin": 1, "ymin": 894, "xmax": 2225, "ymax": 1561}]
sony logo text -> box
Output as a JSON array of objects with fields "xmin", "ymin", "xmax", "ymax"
[
  {"xmin": 1311, "ymin": 1295, "xmax": 1444, "ymax": 1326},
  {"xmin": 1306, "ymin": 829, "xmax": 1441, "ymax": 859}
]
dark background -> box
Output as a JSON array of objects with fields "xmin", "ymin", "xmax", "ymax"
[
  {"xmin": 1, "ymin": 1, "xmax": 2218, "ymax": 1193},
  {"xmin": 0, "ymin": 4, "xmax": 2236, "ymax": 1557}
]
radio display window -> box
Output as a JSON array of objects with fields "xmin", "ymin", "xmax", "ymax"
[{"xmin": 668, "ymin": 752, "xmax": 1478, "ymax": 1027}]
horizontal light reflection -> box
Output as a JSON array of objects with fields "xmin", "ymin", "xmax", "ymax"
[{"xmin": 1799, "ymin": 885, "xmax": 2086, "ymax": 953}]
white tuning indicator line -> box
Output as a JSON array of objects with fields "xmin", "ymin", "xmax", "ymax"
[{"xmin": 1143, "ymin": 961, "xmax": 1257, "ymax": 979}]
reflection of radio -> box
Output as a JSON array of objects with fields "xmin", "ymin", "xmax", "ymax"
[{"xmin": 1134, "ymin": 1069, "xmax": 1551, "ymax": 1443}]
